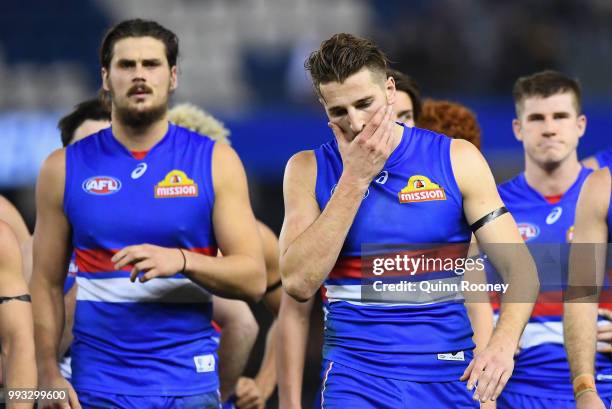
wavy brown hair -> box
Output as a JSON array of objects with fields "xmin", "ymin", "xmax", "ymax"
[{"xmin": 417, "ymin": 99, "xmax": 481, "ymax": 150}]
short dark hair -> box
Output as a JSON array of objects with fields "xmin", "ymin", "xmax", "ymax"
[
  {"xmin": 100, "ymin": 19, "xmax": 179, "ymax": 70},
  {"xmin": 513, "ymin": 70, "xmax": 582, "ymax": 116},
  {"xmin": 387, "ymin": 69, "xmax": 422, "ymax": 122},
  {"xmin": 58, "ymin": 98, "xmax": 111, "ymax": 146},
  {"xmin": 305, "ymin": 33, "xmax": 389, "ymax": 96}
]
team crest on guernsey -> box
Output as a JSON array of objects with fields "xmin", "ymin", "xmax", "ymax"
[
  {"xmin": 82, "ymin": 176, "xmax": 121, "ymax": 195},
  {"xmin": 154, "ymin": 170, "xmax": 198, "ymax": 198},
  {"xmin": 398, "ymin": 175, "xmax": 446, "ymax": 203}
]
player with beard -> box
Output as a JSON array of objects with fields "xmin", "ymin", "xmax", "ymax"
[{"xmin": 31, "ymin": 19, "xmax": 266, "ymax": 409}]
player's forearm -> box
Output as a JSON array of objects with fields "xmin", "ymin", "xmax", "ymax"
[
  {"xmin": 217, "ymin": 316, "xmax": 258, "ymax": 400},
  {"xmin": 2, "ymin": 326, "xmax": 37, "ymax": 390},
  {"xmin": 277, "ymin": 297, "xmax": 312, "ymax": 408},
  {"xmin": 183, "ymin": 252, "xmax": 266, "ymax": 302},
  {"xmin": 31, "ymin": 280, "xmax": 65, "ymax": 377},
  {"xmin": 281, "ymin": 174, "xmax": 367, "ymax": 301},
  {"xmin": 564, "ymin": 302, "xmax": 599, "ymax": 378},
  {"xmin": 491, "ymin": 251, "xmax": 538, "ymax": 348},
  {"xmin": 465, "ymin": 303, "xmax": 494, "ymax": 355},
  {"xmin": 255, "ymin": 320, "xmax": 278, "ymax": 400}
]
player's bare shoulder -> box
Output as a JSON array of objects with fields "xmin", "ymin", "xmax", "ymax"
[
  {"xmin": 211, "ymin": 142, "xmax": 247, "ymax": 190},
  {"xmin": 0, "ymin": 220, "xmax": 23, "ymax": 282},
  {"xmin": 580, "ymin": 166, "xmax": 611, "ymax": 216},
  {"xmin": 37, "ymin": 148, "xmax": 67, "ymax": 205},
  {"xmin": 283, "ymin": 150, "xmax": 317, "ymax": 196},
  {"xmin": 449, "ymin": 138, "xmax": 494, "ymax": 193}
]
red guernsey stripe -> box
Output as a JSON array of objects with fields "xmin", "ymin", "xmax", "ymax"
[
  {"xmin": 131, "ymin": 150, "xmax": 148, "ymax": 160},
  {"xmin": 329, "ymin": 244, "xmax": 470, "ymax": 280},
  {"xmin": 328, "ymin": 257, "xmax": 362, "ymax": 280},
  {"xmin": 75, "ymin": 246, "xmax": 217, "ymax": 273}
]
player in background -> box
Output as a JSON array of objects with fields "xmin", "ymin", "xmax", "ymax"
[
  {"xmin": 32, "ymin": 19, "xmax": 265, "ymax": 409},
  {"xmin": 280, "ymin": 33, "xmax": 537, "ymax": 408},
  {"xmin": 563, "ymin": 133, "xmax": 612, "ymax": 404},
  {"xmin": 276, "ymin": 67, "xmax": 423, "ymax": 409},
  {"xmin": 417, "ymin": 99, "xmax": 481, "ymax": 150},
  {"xmin": 487, "ymin": 70, "xmax": 612, "ymax": 408},
  {"xmin": 0, "ymin": 220, "xmax": 36, "ymax": 408}
]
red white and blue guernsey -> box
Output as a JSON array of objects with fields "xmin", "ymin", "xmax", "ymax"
[
  {"xmin": 64, "ymin": 123, "xmax": 219, "ymax": 396},
  {"xmin": 314, "ymin": 125, "xmax": 474, "ymax": 381},
  {"xmin": 496, "ymin": 167, "xmax": 612, "ymax": 401}
]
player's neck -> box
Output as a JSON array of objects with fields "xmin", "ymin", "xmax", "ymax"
[
  {"xmin": 389, "ymin": 122, "xmax": 404, "ymax": 152},
  {"xmin": 524, "ymin": 155, "xmax": 582, "ymax": 197},
  {"xmin": 111, "ymin": 117, "xmax": 169, "ymax": 151}
]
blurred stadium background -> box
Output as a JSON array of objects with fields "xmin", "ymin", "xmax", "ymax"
[{"xmin": 1, "ymin": 0, "xmax": 611, "ymax": 406}]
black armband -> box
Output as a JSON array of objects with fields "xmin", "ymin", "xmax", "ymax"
[
  {"xmin": 266, "ymin": 279, "xmax": 282, "ymax": 294},
  {"xmin": 470, "ymin": 207, "xmax": 509, "ymax": 232},
  {"xmin": 0, "ymin": 294, "xmax": 31, "ymax": 304}
]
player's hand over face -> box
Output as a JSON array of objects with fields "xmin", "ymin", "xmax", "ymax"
[
  {"xmin": 576, "ymin": 391, "xmax": 606, "ymax": 409},
  {"xmin": 460, "ymin": 338, "xmax": 515, "ymax": 403},
  {"xmin": 330, "ymin": 104, "xmax": 394, "ymax": 188},
  {"xmin": 112, "ymin": 244, "xmax": 184, "ymax": 283},
  {"xmin": 235, "ymin": 377, "xmax": 264, "ymax": 409},
  {"xmin": 597, "ymin": 308, "xmax": 612, "ymax": 352},
  {"xmin": 37, "ymin": 374, "xmax": 81, "ymax": 409}
]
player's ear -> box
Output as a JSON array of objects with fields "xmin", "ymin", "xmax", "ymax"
[
  {"xmin": 385, "ymin": 75, "xmax": 396, "ymax": 105},
  {"xmin": 102, "ymin": 67, "xmax": 110, "ymax": 92},
  {"xmin": 169, "ymin": 66, "xmax": 178, "ymax": 91},
  {"xmin": 577, "ymin": 114, "xmax": 587, "ymax": 139},
  {"xmin": 512, "ymin": 118, "xmax": 523, "ymax": 142}
]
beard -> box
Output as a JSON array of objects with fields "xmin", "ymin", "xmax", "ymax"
[
  {"xmin": 115, "ymin": 101, "xmax": 167, "ymax": 129},
  {"xmin": 109, "ymin": 83, "xmax": 169, "ymax": 129}
]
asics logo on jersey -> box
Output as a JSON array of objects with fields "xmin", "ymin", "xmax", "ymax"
[
  {"xmin": 398, "ymin": 175, "xmax": 446, "ymax": 203},
  {"xmin": 375, "ymin": 171, "xmax": 388, "ymax": 185},
  {"xmin": 546, "ymin": 206, "xmax": 563, "ymax": 225},
  {"xmin": 154, "ymin": 170, "xmax": 198, "ymax": 198},
  {"xmin": 131, "ymin": 163, "xmax": 148, "ymax": 179},
  {"xmin": 517, "ymin": 223, "xmax": 540, "ymax": 242},
  {"xmin": 82, "ymin": 176, "xmax": 122, "ymax": 195}
]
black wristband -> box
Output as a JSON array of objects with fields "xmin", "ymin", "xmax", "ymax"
[
  {"xmin": 266, "ymin": 279, "xmax": 282, "ymax": 294},
  {"xmin": 470, "ymin": 206, "xmax": 509, "ymax": 232},
  {"xmin": 0, "ymin": 294, "xmax": 31, "ymax": 304}
]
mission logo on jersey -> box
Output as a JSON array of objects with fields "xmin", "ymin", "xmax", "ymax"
[
  {"xmin": 398, "ymin": 175, "xmax": 446, "ymax": 203},
  {"xmin": 154, "ymin": 170, "xmax": 199, "ymax": 198}
]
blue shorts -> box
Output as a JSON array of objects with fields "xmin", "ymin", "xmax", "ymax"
[
  {"xmin": 496, "ymin": 390, "xmax": 575, "ymax": 409},
  {"xmin": 317, "ymin": 360, "xmax": 478, "ymax": 409},
  {"xmin": 77, "ymin": 390, "xmax": 220, "ymax": 409}
]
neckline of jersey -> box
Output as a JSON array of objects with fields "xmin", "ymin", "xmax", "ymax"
[
  {"xmin": 518, "ymin": 166, "xmax": 590, "ymax": 205},
  {"xmin": 104, "ymin": 122, "xmax": 175, "ymax": 161}
]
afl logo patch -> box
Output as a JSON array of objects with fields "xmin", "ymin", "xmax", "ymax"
[
  {"xmin": 546, "ymin": 206, "xmax": 563, "ymax": 225},
  {"xmin": 517, "ymin": 223, "xmax": 540, "ymax": 242},
  {"xmin": 82, "ymin": 176, "xmax": 121, "ymax": 195}
]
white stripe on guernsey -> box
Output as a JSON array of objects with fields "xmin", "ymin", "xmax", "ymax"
[
  {"xmin": 519, "ymin": 321, "xmax": 563, "ymax": 349},
  {"xmin": 321, "ymin": 361, "xmax": 334, "ymax": 409},
  {"xmin": 325, "ymin": 277, "xmax": 464, "ymax": 306},
  {"xmin": 519, "ymin": 319, "xmax": 612, "ymax": 350},
  {"xmin": 76, "ymin": 276, "xmax": 212, "ymax": 303}
]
